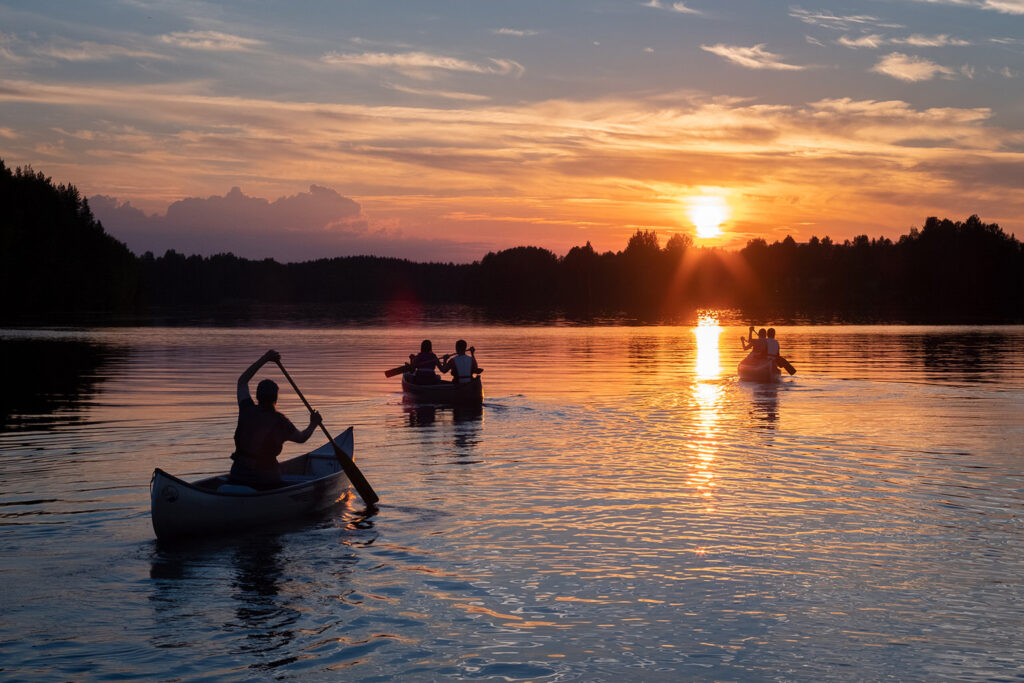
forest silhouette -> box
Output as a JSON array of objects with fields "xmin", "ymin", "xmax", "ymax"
[{"xmin": 3, "ymin": 160, "xmax": 1022, "ymax": 323}]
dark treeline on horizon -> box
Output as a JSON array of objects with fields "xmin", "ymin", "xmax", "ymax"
[{"xmin": 3, "ymin": 160, "xmax": 1023, "ymax": 323}]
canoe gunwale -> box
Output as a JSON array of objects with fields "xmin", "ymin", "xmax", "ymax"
[{"xmin": 151, "ymin": 465, "xmax": 345, "ymax": 498}]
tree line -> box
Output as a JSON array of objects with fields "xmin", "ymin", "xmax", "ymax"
[{"xmin": 3, "ymin": 160, "xmax": 1022, "ymax": 323}]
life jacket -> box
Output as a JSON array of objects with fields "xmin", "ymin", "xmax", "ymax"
[
  {"xmin": 765, "ymin": 339, "xmax": 780, "ymax": 357},
  {"xmin": 451, "ymin": 354, "xmax": 474, "ymax": 383}
]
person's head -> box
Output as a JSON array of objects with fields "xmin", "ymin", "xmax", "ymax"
[
  {"xmin": 420, "ymin": 339, "xmax": 432, "ymax": 353},
  {"xmin": 256, "ymin": 378, "xmax": 279, "ymax": 406},
  {"xmin": 455, "ymin": 339, "xmax": 468, "ymax": 354},
  {"xmin": 758, "ymin": 328, "xmax": 767, "ymax": 339},
  {"xmin": 767, "ymin": 328, "xmax": 776, "ymax": 338}
]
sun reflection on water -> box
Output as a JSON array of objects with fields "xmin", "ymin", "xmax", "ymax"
[
  {"xmin": 694, "ymin": 312, "xmax": 722, "ymax": 381},
  {"xmin": 689, "ymin": 312, "xmax": 724, "ymax": 510}
]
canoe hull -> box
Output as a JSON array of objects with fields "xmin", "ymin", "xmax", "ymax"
[
  {"xmin": 401, "ymin": 373, "xmax": 483, "ymax": 404},
  {"xmin": 150, "ymin": 427, "xmax": 354, "ymax": 540},
  {"xmin": 738, "ymin": 356, "xmax": 782, "ymax": 383}
]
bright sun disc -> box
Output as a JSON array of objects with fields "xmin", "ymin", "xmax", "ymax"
[{"xmin": 687, "ymin": 196, "xmax": 729, "ymax": 239}]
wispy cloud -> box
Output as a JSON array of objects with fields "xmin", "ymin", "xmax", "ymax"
[
  {"xmin": 838, "ymin": 33, "xmax": 970, "ymax": 49},
  {"xmin": 36, "ymin": 40, "xmax": 165, "ymax": 61},
  {"xmin": 670, "ymin": 2, "xmax": 703, "ymax": 14},
  {"xmin": 0, "ymin": 33, "xmax": 164, "ymax": 62},
  {"xmin": 384, "ymin": 83, "xmax": 491, "ymax": 101},
  {"xmin": 896, "ymin": 34, "xmax": 971, "ymax": 46},
  {"xmin": 871, "ymin": 52, "xmax": 959, "ymax": 81},
  {"xmin": 158, "ymin": 30, "xmax": 263, "ymax": 51},
  {"xmin": 492, "ymin": 28, "xmax": 539, "ymax": 37},
  {"xmin": 838, "ymin": 34, "xmax": 885, "ymax": 48},
  {"xmin": 321, "ymin": 51, "xmax": 525, "ymax": 79},
  {"xmin": 643, "ymin": 1, "xmax": 704, "ymax": 15},
  {"xmin": 701, "ymin": 44, "xmax": 804, "ymax": 70},
  {"xmin": 905, "ymin": 0, "xmax": 1024, "ymax": 13},
  {"xmin": 0, "ymin": 33, "xmax": 25, "ymax": 63},
  {"xmin": 789, "ymin": 7, "xmax": 903, "ymax": 30}
]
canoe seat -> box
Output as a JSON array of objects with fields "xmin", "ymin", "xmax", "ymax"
[{"xmin": 217, "ymin": 484, "xmax": 258, "ymax": 494}]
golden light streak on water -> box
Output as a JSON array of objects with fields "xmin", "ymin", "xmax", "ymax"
[
  {"xmin": 694, "ymin": 312, "xmax": 722, "ymax": 381},
  {"xmin": 690, "ymin": 312, "xmax": 724, "ymax": 510}
]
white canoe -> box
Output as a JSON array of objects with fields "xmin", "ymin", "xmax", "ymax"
[{"xmin": 150, "ymin": 427, "xmax": 354, "ymax": 540}]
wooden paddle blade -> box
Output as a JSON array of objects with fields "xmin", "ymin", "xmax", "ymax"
[
  {"xmin": 331, "ymin": 440, "xmax": 379, "ymax": 505},
  {"xmin": 384, "ymin": 364, "xmax": 412, "ymax": 378},
  {"xmin": 778, "ymin": 356, "xmax": 797, "ymax": 375}
]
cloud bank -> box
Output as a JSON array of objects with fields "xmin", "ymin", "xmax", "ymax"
[{"xmin": 91, "ymin": 185, "xmax": 480, "ymax": 262}]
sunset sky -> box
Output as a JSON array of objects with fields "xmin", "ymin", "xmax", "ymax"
[{"xmin": 1, "ymin": 0, "xmax": 1022, "ymax": 262}]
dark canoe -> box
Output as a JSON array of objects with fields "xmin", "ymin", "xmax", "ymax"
[
  {"xmin": 401, "ymin": 373, "xmax": 483, "ymax": 404},
  {"xmin": 150, "ymin": 427, "xmax": 354, "ymax": 540},
  {"xmin": 738, "ymin": 354, "xmax": 782, "ymax": 383}
]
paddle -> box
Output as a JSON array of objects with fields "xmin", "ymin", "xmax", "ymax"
[
  {"xmin": 777, "ymin": 356, "xmax": 797, "ymax": 375},
  {"xmin": 384, "ymin": 363, "xmax": 412, "ymax": 378},
  {"xmin": 274, "ymin": 360, "xmax": 379, "ymax": 506}
]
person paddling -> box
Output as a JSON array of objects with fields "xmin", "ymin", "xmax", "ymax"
[
  {"xmin": 765, "ymin": 327, "xmax": 797, "ymax": 374},
  {"xmin": 229, "ymin": 349, "xmax": 322, "ymax": 489},
  {"xmin": 741, "ymin": 326, "xmax": 767, "ymax": 356},
  {"xmin": 765, "ymin": 328, "xmax": 780, "ymax": 360},
  {"xmin": 441, "ymin": 340, "xmax": 479, "ymax": 384},
  {"xmin": 408, "ymin": 340, "xmax": 444, "ymax": 385}
]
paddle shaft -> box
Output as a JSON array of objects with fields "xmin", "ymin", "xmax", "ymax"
[
  {"xmin": 274, "ymin": 360, "xmax": 379, "ymax": 505},
  {"xmin": 384, "ymin": 363, "xmax": 412, "ymax": 378}
]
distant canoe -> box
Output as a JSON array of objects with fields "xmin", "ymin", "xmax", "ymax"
[
  {"xmin": 401, "ymin": 373, "xmax": 483, "ymax": 404},
  {"xmin": 738, "ymin": 355, "xmax": 781, "ymax": 383},
  {"xmin": 150, "ymin": 427, "xmax": 354, "ymax": 541}
]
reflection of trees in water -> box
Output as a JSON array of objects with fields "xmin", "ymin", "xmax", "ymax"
[
  {"xmin": 402, "ymin": 402, "xmax": 484, "ymax": 453},
  {"xmin": 0, "ymin": 338, "xmax": 123, "ymax": 431},
  {"xmin": 920, "ymin": 333, "xmax": 1012, "ymax": 382},
  {"xmin": 627, "ymin": 335, "xmax": 661, "ymax": 372}
]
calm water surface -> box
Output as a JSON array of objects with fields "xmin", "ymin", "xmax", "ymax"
[{"xmin": 1, "ymin": 323, "xmax": 1023, "ymax": 681}]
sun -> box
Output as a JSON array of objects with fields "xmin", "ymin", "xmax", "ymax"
[{"xmin": 687, "ymin": 196, "xmax": 729, "ymax": 239}]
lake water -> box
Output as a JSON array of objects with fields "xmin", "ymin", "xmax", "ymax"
[{"xmin": 1, "ymin": 321, "xmax": 1023, "ymax": 681}]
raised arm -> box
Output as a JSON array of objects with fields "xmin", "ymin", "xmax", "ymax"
[
  {"xmin": 287, "ymin": 410, "xmax": 323, "ymax": 444},
  {"xmin": 740, "ymin": 326, "xmax": 756, "ymax": 350},
  {"xmin": 237, "ymin": 349, "xmax": 280, "ymax": 403}
]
